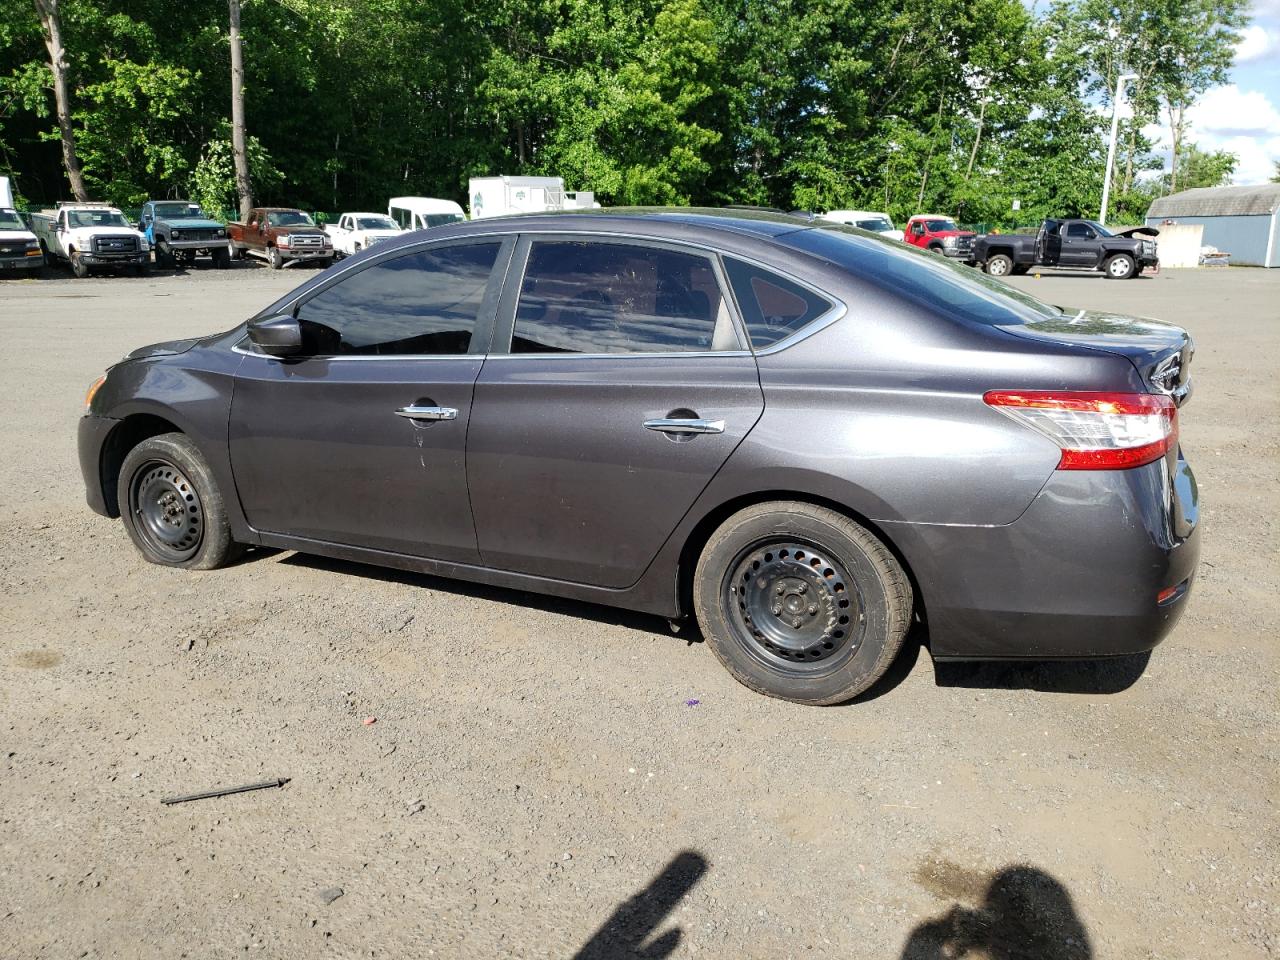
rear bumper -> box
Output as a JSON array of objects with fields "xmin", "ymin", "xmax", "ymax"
[
  {"xmin": 78, "ymin": 415, "xmax": 120, "ymax": 516},
  {"xmin": 886, "ymin": 453, "xmax": 1200, "ymax": 659}
]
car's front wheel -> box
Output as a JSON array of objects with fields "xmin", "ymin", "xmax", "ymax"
[
  {"xmin": 1104, "ymin": 253, "xmax": 1136, "ymax": 280},
  {"xmin": 693, "ymin": 502, "xmax": 912, "ymax": 705},
  {"xmin": 268, "ymin": 246, "xmax": 283, "ymax": 269},
  {"xmin": 117, "ymin": 433, "xmax": 243, "ymax": 570}
]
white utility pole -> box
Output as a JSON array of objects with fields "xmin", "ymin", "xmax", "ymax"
[{"xmin": 1100, "ymin": 73, "xmax": 1138, "ymax": 226}]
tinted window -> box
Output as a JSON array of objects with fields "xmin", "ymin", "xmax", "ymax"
[
  {"xmin": 512, "ymin": 241, "xmax": 739, "ymax": 354},
  {"xmin": 295, "ymin": 242, "xmax": 500, "ymax": 356},
  {"xmin": 1066, "ymin": 222, "xmax": 1092, "ymax": 239},
  {"xmin": 723, "ymin": 259, "xmax": 833, "ymax": 349},
  {"xmin": 784, "ymin": 226, "xmax": 1060, "ymax": 326}
]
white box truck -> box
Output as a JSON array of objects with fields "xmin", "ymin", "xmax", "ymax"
[{"xmin": 468, "ymin": 176, "xmax": 596, "ymax": 220}]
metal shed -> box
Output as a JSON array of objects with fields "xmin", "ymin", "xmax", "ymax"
[{"xmin": 1145, "ymin": 184, "xmax": 1280, "ymax": 267}]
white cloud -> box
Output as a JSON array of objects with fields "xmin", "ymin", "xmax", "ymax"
[
  {"xmin": 1190, "ymin": 84, "xmax": 1280, "ymax": 138},
  {"xmin": 1235, "ymin": 24, "xmax": 1276, "ymax": 63},
  {"xmin": 1146, "ymin": 85, "xmax": 1280, "ymax": 185}
]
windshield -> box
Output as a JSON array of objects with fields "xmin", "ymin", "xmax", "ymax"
[
  {"xmin": 356, "ymin": 216, "xmax": 399, "ymax": 231},
  {"xmin": 267, "ymin": 211, "xmax": 315, "ymax": 227},
  {"xmin": 786, "ymin": 225, "xmax": 1061, "ymax": 326},
  {"xmin": 0, "ymin": 210, "xmax": 26, "ymax": 230},
  {"xmin": 154, "ymin": 202, "xmax": 206, "ymax": 220},
  {"xmin": 925, "ymin": 219, "xmax": 960, "ymax": 233},
  {"xmin": 423, "ymin": 213, "xmax": 465, "ymax": 228},
  {"xmin": 68, "ymin": 210, "xmax": 130, "ymax": 229},
  {"xmin": 856, "ymin": 218, "xmax": 894, "ymax": 232}
]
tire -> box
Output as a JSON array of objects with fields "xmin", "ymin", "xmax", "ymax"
[
  {"xmin": 70, "ymin": 250, "xmax": 89, "ymax": 278},
  {"xmin": 268, "ymin": 245, "xmax": 283, "ymax": 270},
  {"xmin": 155, "ymin": 241, "xmax": 175, "ymax": 270},
  {"xmin": 211, "ymin": 247, "xmax": 230, "ymax": 269},
  {"xmin": 353, "ymin": 242, "xmax": 362, "ymax": 254},
  {"xmin": 1104, "ymin": 253, "xmax": 1135, "ymax": 280},
  {"xmin": 117, "ymin": 432, "xmax": 243, "ymax": 570},
  {"xmin": 227, "ymin": 239, "xmax": 244, "ymax": 261},
  {"xmin": 693, "ymin": 502, "xmax": 913, "ymax": 705},
  {"xmin": 984, "ymin": 253, "xmax": 1014, "ymax": 277},
  {"xmin": 927, "ymin": 244, "xmax": 944, "ymax": 255}
]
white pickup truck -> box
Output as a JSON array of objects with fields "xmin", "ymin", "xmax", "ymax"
[
  {"xmin": 325, "ymin": 212, "xmax": 403, "ymax": 258},
  {"xmin": 29, "ymin": 203, "xmax": 151, "ymax": 277}
]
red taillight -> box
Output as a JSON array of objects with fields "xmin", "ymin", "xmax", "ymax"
[{"xmin": 983, "ymin": 390, "xmax": 1177, "ymax": 471}]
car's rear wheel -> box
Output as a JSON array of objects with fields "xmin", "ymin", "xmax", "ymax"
[
  {"xmin": 117, "ymin": 433, "xmax": 243, "ymax": 570},
  {"xmin": 693, "ymin": 502, "xmax": 912, "ymax": 705},
  {"xmin": 984, "ymin": 254, "xmax": 1013, "ymax": 276},
  {"xmin": 1104, "ymin": 253, "xmax": 1136, "ymax": 279}
]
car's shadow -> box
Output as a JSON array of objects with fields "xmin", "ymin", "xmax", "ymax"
[{"xmin": 269, "ymin": 550, "xmax": 1150, "ymax": 702}]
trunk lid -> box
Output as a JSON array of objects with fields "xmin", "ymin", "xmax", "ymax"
[{"xmin": 997, "ymin": 309, "xmax": 1194, "ymax": 405}]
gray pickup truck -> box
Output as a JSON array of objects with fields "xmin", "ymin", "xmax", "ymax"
[{"xmin": 973, "ymin": 219, "xmax": 1159, "ymax": 280}]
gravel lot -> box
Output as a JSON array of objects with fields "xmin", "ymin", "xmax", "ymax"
[{"xmin": 1, "ymin": 260, "xmax": 1277, "ymax": 959}]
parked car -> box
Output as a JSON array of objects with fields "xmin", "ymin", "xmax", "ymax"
[
  {"xmin": 388, "ymin": 197, "xmax": 466, "ymax": 232},
  {"xmin": 0, "ymin": 181, "xmax": 44, "ymax": 274},
  {"xmin": 77, "ymin": 210, "xmax": 1198, "ymax": 706},
  {"xmin": 904, "ymin": 214, "xmax": 976, "ymax": 261},
  {"xmin": 974, "ymin": 219, "xmax": 1160, "ymax": 280},
  {"xmin": 326, "ymin": 212, "xmax": 403, "ymax": 258},
  {"xmin": 29, "ymin": 203, "xmax": 150, "ymax": 277},
  {"xmin": 138, "ymin": 200, "xmax": 229, "ymax": 269},
  {"xmin": 820, "ymin": 209, "xmax": 904, "ymax": 241},
  {"xmin": 226, "ymin": 207, "xmax": 333, "ymax": 269}
]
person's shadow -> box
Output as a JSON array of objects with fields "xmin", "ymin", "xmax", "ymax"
[
  {"xmin": 900, "ymin": 866, "xmax": 1092, "ymax": 960},
  {"xmin": 572, "ymin": 851, "xmax": 708, "ymax": 959}
]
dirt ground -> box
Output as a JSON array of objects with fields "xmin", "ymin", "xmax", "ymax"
[{"xmin": 1, "ymin": 260, "xmax": 1277, "ymax": 959}]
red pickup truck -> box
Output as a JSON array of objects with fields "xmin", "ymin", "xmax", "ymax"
[
  {"xmin": 903, "ymin": 214, "xmax": 976, "ymax": 262},
  {"xmin": 226, "ymin": 207, "xmax": 334, "ymax": 270}
]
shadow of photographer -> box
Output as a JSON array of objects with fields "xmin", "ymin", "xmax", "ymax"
[
  {"xmin": 901, "ymin": 865, "xmax": 1092, "ymax": 960},
  {"xmin": 572, "ymin": 850, "xmax": 708, "ymax": 959}
]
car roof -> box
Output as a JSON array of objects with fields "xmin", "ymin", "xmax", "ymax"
[
  {"xmin": 388, "ymin": 197, "xmax": 465, "ymax": 213},
  {"xmin": 343, "ymin": 212, "xmax": 394, "ymax": 219}
]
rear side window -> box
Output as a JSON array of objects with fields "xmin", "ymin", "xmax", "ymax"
[
  {"xmin": 295, "ymin": 242, "xmax": 500, "ymax": 355},
  {"xmin": 723, "ymin": 258, "xmax": 833, "ymax": 349},
  {"xmin": 512, "ymin": 240, "xmax": 741, "ymax": 354}
]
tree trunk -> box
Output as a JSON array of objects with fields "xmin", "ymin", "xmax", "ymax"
[
  {"xmin": 33, "ymin": 0, "xmax": 88, "ymax": 201},
  {"xmin": 1167, "ymin": 102, "xmax": 1185, "ymax": 196},
  {"xmin": 229, "ymin": 0, "xmax": 253, "ymax": 220},
  {"xmin": 965, "ymin": 95, "xmax": 988, "ymax": 180}
]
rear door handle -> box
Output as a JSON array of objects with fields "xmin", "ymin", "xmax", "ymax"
[
  {"xmin": 643, "ymin": 418, "xmax": 725, "ymax": 435},
  {"xmin": 395, "ymin": 405, "xmax": 457, "ymax": 421}
]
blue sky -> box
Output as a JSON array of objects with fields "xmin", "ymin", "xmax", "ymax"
[
  {"xmin": 1026, "ymin": 0, "xmax": 1280, "ymax": 184},
  {"xmin": 1193, "ymin": 0, "xmax": 1280, "ymax": 183}
]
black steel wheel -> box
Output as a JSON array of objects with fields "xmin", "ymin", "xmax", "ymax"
[
  {"xmin": 694, "ymin": 502, "xmax": 912, "ymax": 705},
  {"xmin": 725, "ymin": 540, "xmax": 861, "ymax": 672},
  {"xmin": 128, "ymin": 460, "xmax": 204, "ymax": 562},
  {"xmin": 117, "ymin": 432, "xmax": 243, "ymax": 570}
]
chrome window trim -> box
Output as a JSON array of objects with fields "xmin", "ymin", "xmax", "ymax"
[{"xmin": 248, "ymin": 225, "xmax": 848, "ymax": 361}]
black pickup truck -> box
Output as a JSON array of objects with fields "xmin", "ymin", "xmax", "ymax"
[{"xmin": 973, "ymin": 219, "xmax": 1159, "ymax": 280}]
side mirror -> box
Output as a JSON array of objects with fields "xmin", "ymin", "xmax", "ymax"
[{"xmin": 247, "ymin": 314, "xmax": 303, "ymax": 358}]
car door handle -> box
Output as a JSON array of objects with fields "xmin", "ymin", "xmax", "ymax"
[
  {"xmin": 395, "ymin": 405, "xmax": 458, "ymax": 421},
  {"xmin": 643, "ymin": 418, "xmax": 725, "ymax": 435}
]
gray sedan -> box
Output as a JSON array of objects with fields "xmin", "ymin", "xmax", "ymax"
[{"xmin": 78, "ymin": 210, "xmax": 1199, "ymax": 705}]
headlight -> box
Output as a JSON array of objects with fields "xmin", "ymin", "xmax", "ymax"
[
  {"xmin": 25, "ymin": 240, "xmax": 39, "ymax": 250},
  {"xmin": 85, "ymin": 374, "xmax": 106, "ymax": 412},
  {"xmin": 140, "ymin": 239, "xmax": 150, "ymax": 251},
  {"xmin": 943, "ymin": 235, "xmax": 958, "ymax": 247},
  {"xmin": 216, "ymin": 228, "xmax": 226, "ymax": 238},
  {"xmin": 277, "ymin": 235, "xmax": 290, "ymax": 247},
  {"xmin": 171, "ymin": 230, "xmax": 181, "ymax": 239}
]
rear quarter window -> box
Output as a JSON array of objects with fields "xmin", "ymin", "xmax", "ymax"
[{"xmin": 723, "ymin": 259, "xmax": 833, "ymax": 349}]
